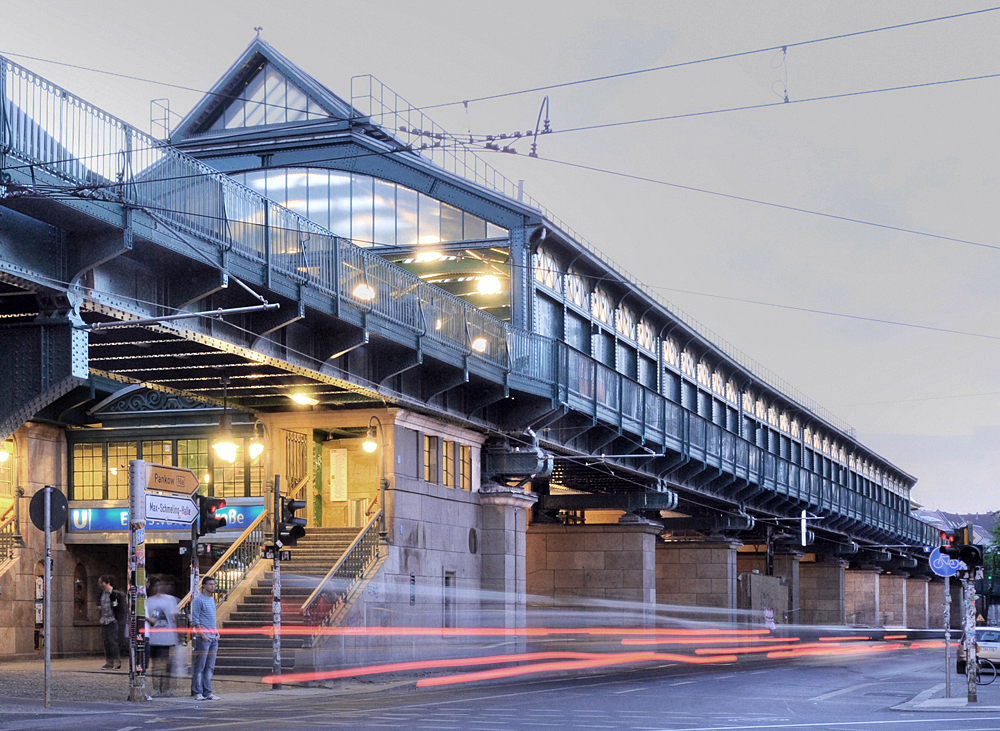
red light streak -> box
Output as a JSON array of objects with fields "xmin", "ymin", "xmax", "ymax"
[
  {"xmin": 261, "ymin": 649, "xmax": 739, "ymax": 685},
  {"xmin": 622, "ymin": 635, "xmax": 788, "ymax": 646},
  {"xmin": 882, "ymin": 634, "xmax": 907, "ymax": 640},
  {"xmin": 818, "ymin": 636, "xmax": 871, "ymax": 642},
  {"xmin": 414, "ymin": 651, "xmax": 739, "ymax": 688}
]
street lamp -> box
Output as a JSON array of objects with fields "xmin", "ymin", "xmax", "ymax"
[
  {"xmin": 363, "ymin": 415, "xmax": 389, "ymax": 541},
  {"xmin": 213, "ymin": 377, "xmax": 239, "ymax": 464}
]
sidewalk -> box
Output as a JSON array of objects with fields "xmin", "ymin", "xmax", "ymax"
[
  {"xmin": 0, "ymin": 656, "xmax": 408, "ymax": 712},
  {"xmin": 893, "ymin": 678, "xmax": 1000, "ymax": 712}
]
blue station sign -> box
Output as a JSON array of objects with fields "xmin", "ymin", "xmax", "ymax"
[{"xmin": 69, "ymin": 504, "xmax": 264, "ymax": 532}]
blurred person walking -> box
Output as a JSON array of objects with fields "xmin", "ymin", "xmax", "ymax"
[
  {"xmin": 190, "ymin": 576, "xmax": 221, "ymax": 700},
  {"xmin": 145, "ymin": 575, "xmax": 179, "ymax": 696},
  {"xmin": 97, "ymin": 575, "xmax": 126, "ymax": 670}
]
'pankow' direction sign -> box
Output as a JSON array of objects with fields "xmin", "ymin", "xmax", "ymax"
[
  {"xmin": 144, "ymin": 464, "xmax": 199, "ymax": 496},
  {"xmin": 144, "ymin": 492, "xmax": 198, "ymax": 525}
]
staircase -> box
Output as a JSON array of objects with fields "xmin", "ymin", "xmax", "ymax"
[{"xmin": 213, "ymin": 527, "xmax": 360, "ymax": 676}]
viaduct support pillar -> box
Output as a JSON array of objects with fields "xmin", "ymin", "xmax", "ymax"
[
  {"xmin": 479, "ymin": 486, "xmax": 537, "ymax": 633},
  {"xmin": 845, "ymin": 566, "xmax": 881, "ymax": 627},
  {"xmin": 879, "ymin": 573, "xmax": 908, "ymax": 628},
  {"xmin": 906, "ymin": 576, "xmax": 931, "ymax": 629},
  {"xmin": 800, "ymin": 558, "xmax": 847, "ymax": 625},
  {"xmin": 656, "ymin": 539, "xmax": 741, "ymax": 622},
  {"xmin": 526, "ymin": 521, "xmax": 660, "ymax": 622},
  {"xmin": 928, "ymin": 579, "xmax": 947, "ymax": 630},
  {"xmin": 774, "ymin": 551, "xmax": 803, "ymax": 625}
]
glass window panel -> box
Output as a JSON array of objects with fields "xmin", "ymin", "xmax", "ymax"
[
  {"xmin": 285, "ymin": 170, "xmax": 310, "ymax": 219},
  {"xmin": 306, "ymin": 98, "xmax": 324, "ymax": 119},
  {"xmin": 223, "ymin": 99, "xmax": 242, "ymax": 130},
  {"xmin": 440, "ymin": 203, "xmax": 463, "ymax": 242},
  {"xmin": 178, "ymin": 439, "xmax": 210, "ymax": 496},
  {"xmin": 423, "ymin": 435, "xmax": 439, "ymax": 483},
  {"xmin": 443, "ymin": 441, "xmax": 455, "ymax": 488},
  {"xmin": 141, "ymin": 440, "xmax": 173, "ymax": 467},
  {"xmin": 418, "ymin": 194, "xmax": 441, "ymax": 245},
  {"xmin": 0, "ymin": 440, "xmax": 12, "ymax": 497},
  {"xmin": 460, "ymin": 445, "xmax": 472, "ymax": 491},
  {"xmin": 107, "ymin": 442, "xmax": 137, "ymax": 501},
  {"xmin": 463, "ymin": 212, "xmax": 486, "ymax": 240},
  {"xmin": 396, "ymin": 186, "xmax": 418, "ymax": 245},
  {"xmin": 214, "ymin": 458, "xmax": 245, "ymax": 499},
  {"xmin": 243, "ymin": 72, "xmax": 267, "ymax": 127},
  {"xmin": 286, "ymin": 82, "xmax": 309, "ymax": 122},
  {"xmin": 72, "ymin": 443, "xmax": 103, "ymax": 501},
  {"xmin": 352, "ymin": 173, "xmax": 374, "ymax": 246},
  {"xmin": 307, "ymin": 170, "xmax": 331, "ymax": 230},
  {"xmin": 486, "ymin": 222, "xmax": 507, "ymax": 239},
  {"xmin": 373, "ymin": 179, "xmax": 397, "ymax": 246},
  {"xmin": 263, "ymin": 69, "xmax": 286, "ymax": 125},
  {"xmin": 328, "ymin": 171, "xmax": 353, "ymax": 236}
]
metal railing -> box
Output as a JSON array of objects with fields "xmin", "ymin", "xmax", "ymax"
[
  {"xmin": 177, "ymin": 509, "xmax": 268, "ymax": 613},
  {"xmin": 300, "ymin": 511, "xmax": 382, "ymax": 633}
]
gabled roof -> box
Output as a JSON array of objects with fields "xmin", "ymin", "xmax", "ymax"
[{"xmin": 171, "ymin": 36, "xmax": 357, "ymax": 142}]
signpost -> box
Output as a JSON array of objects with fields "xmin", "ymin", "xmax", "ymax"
[
  {"xmin": 28, "ymin": 486, "xmax": 67, "ymax": 709},
  {"xmin": 127, "ymin": 461, "xmax": 200, "ymax": 702},
  {"xmin": 930, "ymin": 546, "xmax": 962, "ymax": 699}
]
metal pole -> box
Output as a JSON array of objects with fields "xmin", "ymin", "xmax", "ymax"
[
  {"xmin": 43, "ymin": 488, "xmax": 51, "ymax": 709},
  {"xmin": 272, "ymin": 475, "xmax": 282, "ymax": 691},
  {"xmin": 944, "ymin": 575, "xmax": 951, "ymax": 698},
  {"xmin": 965, "ymin": 575, "xmax": 978, "ymax": 703},
  {"xmin": 127, "ymin": 460, "xmax": 148, "ymax": 702}
]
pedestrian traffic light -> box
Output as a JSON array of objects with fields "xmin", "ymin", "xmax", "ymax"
[
  {"xmin": 198, "ymin": 496, "xmax": 227, "ymax": 536},
  {"xmin": 276, "ymin": 497, "xmax": 306, "ymax": 547}
]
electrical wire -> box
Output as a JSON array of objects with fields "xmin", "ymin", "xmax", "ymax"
[{"xmin": 416, "ymin": 5, "xmax": 1000, "ymax": 110}]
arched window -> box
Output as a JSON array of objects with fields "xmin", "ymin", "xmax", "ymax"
[
  {"xmin": 725, "ymin": 380, "xmax": 738, "ymax": 404},
  {"xmin": 565, "ymin": 270, "xmax": 589, "ymax": 310},
  {"xmin": 534, "ymin": 247, "xmax": 562, "ymax": 291},
  {"xmin": 779, "ymin": 412, "xmax": 790, "ymax": 433},
  {"xmin": 711, "ymin": 370, "xmax": 724, "ymax": 395},
  {"xmin": 591, "ymin": 287, "xmax": 613, "ymax": 324},
  {"xmin": 755, "ymin": 398, "xmax": 766, "ymax": 420},
  {"xmin": 663, "ymin": 338, "xmax": 679, "ymax": 368},
  {"xmin": 791, "ymin": 419, "xmax": 800, "ymax": 438},
  {"xmin": 616, "ymin": 304, "xmax": 636, "ymax": 340},
  {"xmin": 742, "ymin": 390, "xmax": 754, "ymax": 413},
  {"xmin": 696, "ymin": 361, "xmax": 710, "ymax": 387},
  {"xmin": 637, "ymin": 319, "xmax": 655, "ymax": 352},
  {"xmin": 681, "ymin": 350, "xmax": 695, "ymax": 378}
]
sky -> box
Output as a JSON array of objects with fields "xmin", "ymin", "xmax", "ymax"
[{"xmin": 5, "ymin": 0, "xmax": 1000, "ymax": 513}]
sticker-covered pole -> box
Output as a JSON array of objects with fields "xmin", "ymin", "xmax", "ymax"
[
  {"xmin": 128, "ymin": 460, "xmax": 148, "ymax": 702},
  {"xmin": 43, "ymin": 487, "xmax": 51, "ymax": 708}
]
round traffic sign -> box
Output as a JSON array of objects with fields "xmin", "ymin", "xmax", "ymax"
[{"xmin": 29, "ymin": 487, "xmax": 69, "ymax": 531}]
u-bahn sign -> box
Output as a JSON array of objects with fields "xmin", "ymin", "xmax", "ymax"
[{"xmin": 144, "ymin": 464, "xmax": 199, "ymax": 496}]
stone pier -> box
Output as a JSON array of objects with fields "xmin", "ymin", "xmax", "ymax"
[
  {"xmin": 800, "ymin": 559, "xmax": 846, "ymax": 625},
  {"xmin": 657, "ymin": 539, "xmax": 741, "ymax": 620}
]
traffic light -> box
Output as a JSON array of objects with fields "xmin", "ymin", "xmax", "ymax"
[
  {"xmin": 198, "ymin": 495, "xmax": 227, "ymax": 536},
  {"xmin": 959, "ymin": 545, "xmax": 984, "ymax": 569},
  {"xmin": 276, "ymin": 497, "xmax": 306, "ymax": 547},
  {"xmin": 941, "ymin": 529, "xmax": 960, "ymax": 559}
]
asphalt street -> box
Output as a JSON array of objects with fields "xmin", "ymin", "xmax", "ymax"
[{"xmin": 0, "ymin": 649, "xmax": 998, "ymax": 730}]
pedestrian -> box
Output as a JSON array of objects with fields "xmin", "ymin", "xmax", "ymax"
[
  {"xmin": 145, "ymin": 575, "xmax": 179, "ymax": 696},
  {"xmin": 97, "ymin": 575, "xmax": 126, "ymax": 670},
  {"xmin": 190, "ymin": 576, "xmax": 221, "ymax": 701}
]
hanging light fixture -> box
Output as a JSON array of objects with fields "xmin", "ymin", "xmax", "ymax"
[
  {"xmin": 0, "ymin": 441, "xmax": 11, "ymax": 463},
  {"xmin": 213, "ymin": 377, "xmax": 239, "ymax": 464},
  {"xmin": 248, "ymin": 422, "xmax": 264, "ymax": 461}
]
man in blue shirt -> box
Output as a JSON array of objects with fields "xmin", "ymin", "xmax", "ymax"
[{"xmin": 190, "ymin": 576, "xmax": 220, "ymax": 700}]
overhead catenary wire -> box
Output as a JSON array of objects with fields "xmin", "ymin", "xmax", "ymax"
[{"xmin": 414, "ymin": 5, "xmax": 1000, "ymax": 110}]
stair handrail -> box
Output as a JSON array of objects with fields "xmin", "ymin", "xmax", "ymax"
[
  {"xmin": 177, "ymin": 475, "xmax": 310, "ymax": 610},
  {"xmin": 300, "ymin": 510, "xmax": 382, "ymax": 631},
  {"xmin": 177, "ymin": 508, "xmax": 268, "ymax": 612},
  {"xmin": 0, "ymin": 506, "xmax": 17, "ymax": 563}
]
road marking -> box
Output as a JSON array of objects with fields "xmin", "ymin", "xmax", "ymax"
[
  {"xmin": 614, "ymin": 687, "xmax": 644, "ymax": 694},
  {"xmin": 808, "ymin": 681, "xmax": 877, "ymax": 701},
  {"xmin": 668, "ymin": 680, "xmax": 696, "ymax": 686},
  {"xmin": 650, "ymin": 717, "xmax": 1000, "ymax": 730}
]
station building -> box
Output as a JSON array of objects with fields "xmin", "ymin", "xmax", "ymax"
[{"xmin": 0, "ymin": 38, "xmax": 942, "ymax": 663}]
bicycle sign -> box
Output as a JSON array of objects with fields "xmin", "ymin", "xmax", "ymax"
[{"xmin": 929, "ymin": 546, "xmax": 965, "ymax": 577}]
